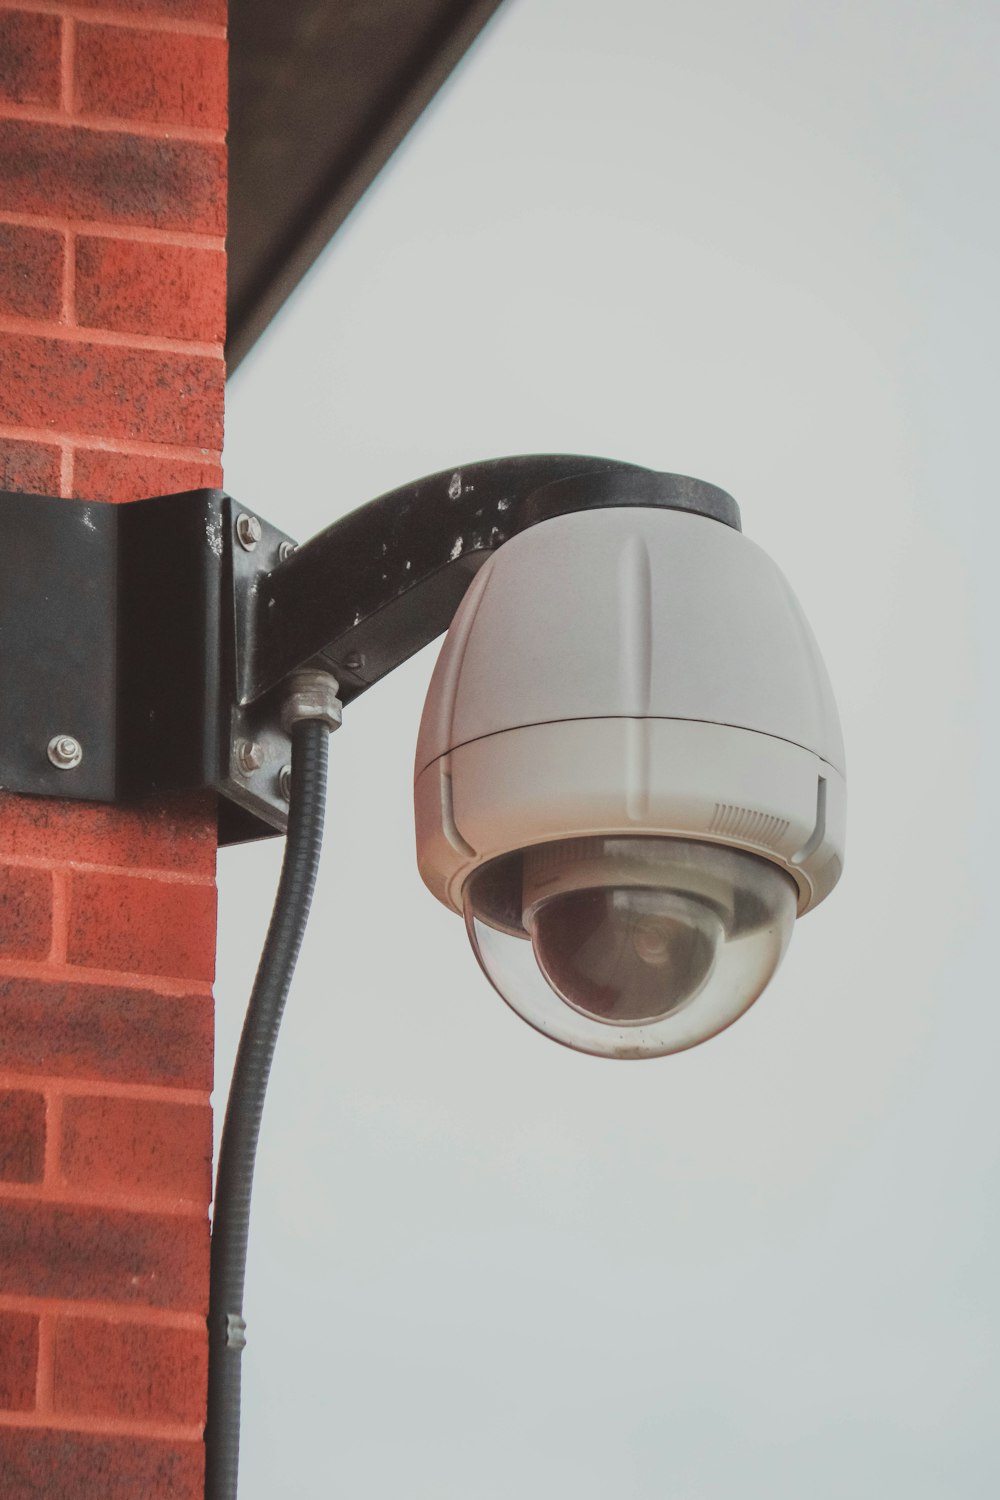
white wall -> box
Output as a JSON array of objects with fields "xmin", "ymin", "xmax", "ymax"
[{"xmin": 221, "ymin": 1, "xmax": 1000, "ymax": 1494}]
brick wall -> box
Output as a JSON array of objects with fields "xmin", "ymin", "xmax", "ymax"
[
  {"xmin": 0, "ymin": 0, "xmax": 226, "ymax": 503},
  {"xmin": 0, "ymin": 2, "xmax": 226, "ymax": 1493}
]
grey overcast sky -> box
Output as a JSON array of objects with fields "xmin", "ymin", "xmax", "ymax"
[{"xmin": 221, "ymin": 1, "xmax": 1000, "ymax": 1495}]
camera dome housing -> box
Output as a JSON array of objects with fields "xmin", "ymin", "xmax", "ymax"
[{"xmin": 414, "ymin": 479, "xmax": 845, "ymax": 1057}]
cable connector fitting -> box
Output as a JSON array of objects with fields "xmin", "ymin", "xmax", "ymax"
[{"xmin": 280, "ymin": 670, "xmax": 343, "ymax": 734}]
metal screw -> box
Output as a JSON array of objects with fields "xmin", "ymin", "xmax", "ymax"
[
  {"xmin": 342, "ymin": 651, "xmax": 365, "ymax": 673},
  {"xmin": 47, "ymin": 734, "xmax": 83, "ymax": 770},
  {"xmin": 235, "ymin": 738, "xmax": 264, "ymax": 774},
  {"xmin": 278, "ymin": 540, "xmax": 298, "ymax": 562},
  {"xmin": 236, "ymin": 513, "xmax": 263, "ymax": 551},
  {"xmin": 278, "ymin": 764, "xmax": 292, "ymax": 801}
]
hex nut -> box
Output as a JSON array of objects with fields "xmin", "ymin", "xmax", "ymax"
[
  {"xmin": 236, "ymin": 513, "xmax": 263, "ymax": 551},
  {"xmin": 235, "ymin": 738, "xmax": 264, "ymax": 774}
]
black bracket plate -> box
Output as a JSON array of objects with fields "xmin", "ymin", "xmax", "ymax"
[{"xmin": 0, "ymin": 488, "xmax": 295, "ymax": 845}]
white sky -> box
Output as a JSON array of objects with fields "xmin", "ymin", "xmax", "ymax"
[{"xmin": 220, "ymin": 1, "xmax": 1000, "ymax": 1494}]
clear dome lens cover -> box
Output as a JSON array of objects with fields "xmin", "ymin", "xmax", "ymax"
[{"xmin": 463, "ymin": 837, "xmax": 797, "ymax": 1058}]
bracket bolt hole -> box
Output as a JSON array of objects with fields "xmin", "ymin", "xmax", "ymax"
[{"xmin": 279, "ymin": 764, "xmax": 292, "ymax": 801}]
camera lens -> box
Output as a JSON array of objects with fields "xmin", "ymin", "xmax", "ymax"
[{"xmin": 528, "ymin": 887, "xmax": 722, "ymax": 1025}]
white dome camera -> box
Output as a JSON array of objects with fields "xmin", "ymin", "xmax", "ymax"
[{"xmin": 414, "ymin": 470, "xmax": 845, "ymax": 1058}]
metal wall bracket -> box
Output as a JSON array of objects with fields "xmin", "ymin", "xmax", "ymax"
[{"xmin": 0, "ymin": 488, "xmax": 295, "ymax": 845}]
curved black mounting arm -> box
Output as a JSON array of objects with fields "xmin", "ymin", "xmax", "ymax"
[
  {"xmin": 243, "ymin": 455, "xmax": 739, "ymax": 707},
  {"xmin": 0, "ymin": 456, "xmax": 737, "ymax": 844}
]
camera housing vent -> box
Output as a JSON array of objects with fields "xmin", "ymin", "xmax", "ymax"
[{"xmin": 709, "ymin": 803, "xmax": 790, "ymax": 850}]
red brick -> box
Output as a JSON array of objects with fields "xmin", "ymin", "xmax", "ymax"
[
  {"xmin": 75, "ymin": 236, "xmax": 225, "ymax": 342},
  {"xmin": 0, "ymin": 1199, "xmax": 208, "ymax": 1309},
  {"xmin": 0, "ymin": 866, "xmax": 52, "ymax": 961},
  {"xmin": 53, "ymin": 1316, "xmax": 205, "ymax": 1424},
  {"xmin": 0, "ymin": 1310, "xmax": 39, "ymax": 1411},
  {"xmin": 0, "ymin": 793, "xmax": 216, "ymax": 872},
  {"xmin": 0, "ymin": 333, "xmax": 225, "ymax": 448},
  {"xmin": 67, "ymin": 870, "xmax": 216, "ymax": 981},
  {"xmin": 0, "ymin": 1090, "xmax": 46, "ymax": 1183},
  {"xmin": 0, "ymin": 976, "xmax": 213, "ymax": 1089},
  {"xmin": 0, "ymin": 1428, "xmax": 203, "ymax": 1500},
  {"xmin": 61, "ymin": 1096, "xmax": 211, "ymax": 1200},
  {"xmin": 0, "ymin": 12, "xmax": 62, "ymax": 107},
  {"xmin": 72, "ymin": 447, "xmax": 222, "ymax": 503},
  {"xmin": 75, "ymin": 26, "xmax": 227, "ymax": 130},
  {"xmin": 71, "ymin": 0, "xmax": 225, "ymax": 22},
  {"xmin": 0, "ymin": 122, "xmax": 226, "ymax": 235},
  {"xmin": 0, "ymin": 223, "xmax": 64, "ymax": 318},
  {"xmin": 0, "ymin": 436, "xmax": 62, "ymax": 494}
]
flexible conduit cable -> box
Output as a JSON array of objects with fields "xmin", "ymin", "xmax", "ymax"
[{"xmin": 205, "ymin": 717, "xmax": 330, "ymax": 1500}]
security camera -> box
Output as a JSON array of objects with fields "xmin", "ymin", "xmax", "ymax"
[
  {"xmin": 5, "ymin": 458, "xmax": 842, "ymax": 1062},
  {"xmin": 414, "ymin": 469, "xmax": 845, "ymax": 1057}
]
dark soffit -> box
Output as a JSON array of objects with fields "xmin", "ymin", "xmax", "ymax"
[{"xmin": 227, "ymin": 0, "xmax": 507, "ymax": 374}]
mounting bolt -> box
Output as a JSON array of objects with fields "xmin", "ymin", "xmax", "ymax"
[
  {"xmin": 47, "ymin": 734, "xmax": 83, "ymax": 770},
  {"xmin": 236, "ymin": 513, "xmax": 263, "ymax": 551},
  {"xmin": 342, "ymin": 651, "xmax": 365, "ymax": 673},
  {"xmin": 235, "ymin": 738, "xmax": 264, "ymax": 774},
  {"xmin": 278, "ymin": 764, "xmax": 292, "ymax": 801},
  {"xmin": 278, "ymin": 540, "xmax": 298, "ymax": 562}
]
